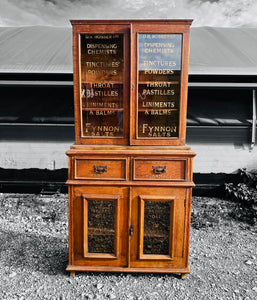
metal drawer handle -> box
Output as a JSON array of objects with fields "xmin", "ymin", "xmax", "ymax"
[
  {"xmin": 94, "ymin": 165, "xmax": 107, "ymax": 174},
  {"xmin": 152, "ymin": 166, "xmax": 166, "ymax": 174}
]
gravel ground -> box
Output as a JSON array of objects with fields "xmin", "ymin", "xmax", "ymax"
[{"xmin": 0, "ymin": 193, "xmax": 256, "ymax": 300}]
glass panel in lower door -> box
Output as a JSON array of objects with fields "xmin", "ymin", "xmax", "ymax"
[
  {"xmin": 88, "ymin": 199, "xmax": 115, "ymax": 253},
  {"xmin": 139, "ymin": 195, "xmax": 175, "ymax": 260},
  {"xmin": 83, "ymin": 195, "xmax": 120, "ymax": 258},
  {"xmin": 143, "ymin": 200, "xmax": 171, "ymax": 255}
]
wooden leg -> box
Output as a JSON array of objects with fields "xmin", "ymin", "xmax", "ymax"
[
  {"xmin": 181, "ymin": 273, "xmax": 186, "ymax": 279},
  {"xmin": 70, "ymin": 271, "xmax": 75, "ymax": 277}
]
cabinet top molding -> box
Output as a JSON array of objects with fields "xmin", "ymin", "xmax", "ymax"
[{"xmin": 70, "ymin": 19, "xmax": 193, "ymax": 26}]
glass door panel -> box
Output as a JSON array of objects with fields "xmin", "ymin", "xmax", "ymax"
[
  {"xmin": 80, "ymin": 34, "xmax": 124, "ymax": 138},
  {"xmin": 143, "ymin": 201, "xmax": 170, "ymax": 255},
  {"xmin": 137, "ymin": 34, "xmax": 182, "ymax": 138},
  {"xmin": 87, "ymin": 200, "xmax": 115, "ymax": 253},
  {"xmin": 83, "ymin": 195, "xmax": 120, "ymax": 258},
  {"xmin": 139, "ymin": 195, "xmax": 175, "ymax": 260}
]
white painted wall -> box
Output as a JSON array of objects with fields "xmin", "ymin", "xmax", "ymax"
[
  {"xmin": 0, "ymin": 142, "xmax": 70, "ymax": 170},
  {"xmin": 1, "ymin": 141, "xmax": 257, "ymax": 173},
  {"xmin": 188, "ymin": 142, "xmax": 257, "ymax": 173}
]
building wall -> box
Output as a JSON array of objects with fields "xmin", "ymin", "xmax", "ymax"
[
  {"xmin": 0, "ymin": 78, "xmax": 256, "ymax": 176},
  {"xmin": 0, "ymin": 141, "xmax": 70, "ymax": 170},
  {"xmin": 189, "ymin": 142, "xmax": 257, "ymax": 173},
  {"xmin": 1, "ymin": 141, "xmax": 256, "ymax": 174}
]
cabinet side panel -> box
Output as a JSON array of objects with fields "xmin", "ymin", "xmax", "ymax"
[
  {"xmin": 72, "ymin": 27, "xmax": 82, "ymax": 144},
  {"xmin": 184, "ymin": 188, "xmax": 193, "ymax": 268},
  {"xmin": 68, "ymin": 186, "xmax": 74, "ymax": 265},
  {"xmin": 179, "ymin": 30, "xmax": 191, "ymax": 143}
]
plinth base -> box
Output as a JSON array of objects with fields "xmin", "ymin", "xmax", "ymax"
[{"xmin": 66, "ymin": 265, "xmax": 190, "ymax": 279}]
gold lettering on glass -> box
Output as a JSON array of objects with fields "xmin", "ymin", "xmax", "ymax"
[
  {"xmin": 137, "ymin": 34, "xmax": 182, "ymax": 138},
  {"xmin": 80, "ymin": 34, "xmax": 124, "ymax": 138}
]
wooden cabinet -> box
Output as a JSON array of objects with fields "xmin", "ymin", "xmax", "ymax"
[{"xmin": 67, "ymin": 20, "xmax": 195, "ymax": 278}]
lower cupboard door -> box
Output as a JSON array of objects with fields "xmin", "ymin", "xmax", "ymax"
[
  {"xmin": 72, "ymin": 186, "xmax": 128, "ymax": 267},
  {"xmin": 130, "ymin": 187, "xmax": 189, "ymax": 269}
]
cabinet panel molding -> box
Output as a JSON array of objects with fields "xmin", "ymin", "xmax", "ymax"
[
  {"xmin": 82, "ymin": 194, "xmax": 121, "ymax": 259},
  {"xmin": 138, "ymin": 195, "xmax": 175, "ymax": 261},
  {"xmin": 133, "ymin": 158, "xmax": 187, "ymax": 181},
  {"xmin": 75, "ymin": 158, "xmax": 127, "ymax": 180}
]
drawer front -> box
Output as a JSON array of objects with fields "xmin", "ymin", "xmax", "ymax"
[
  {"xmin": 133, "ymin": 158, "xmax": 186, "ymax": 181},
  {"xmin": 75, "ymin": 159, "xmax": 127, "ymax": 180}
]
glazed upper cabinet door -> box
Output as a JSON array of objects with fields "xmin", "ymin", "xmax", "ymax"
[
  {"xmin": 71, "ymin": 21, "xmax": 191, "ymax": 146},
  {"xmin": 130, "ymin": 23, "xmax": 191, "ymax": 145},
  {"xmin": 72, "ymin": 24, "xmax": 130, "ymax": 145}
]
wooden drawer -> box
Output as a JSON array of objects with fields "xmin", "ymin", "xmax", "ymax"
[
  {"xmin": 133, "ymin": 158, "xmax": 187, "ymax": 181},
  {"xmin": 74, "ymin": 158, "xmax": 127, "ymax": 180}
]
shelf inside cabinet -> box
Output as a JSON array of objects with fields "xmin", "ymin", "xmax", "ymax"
[
  {"xmin": 138, "ymin": 81, "xmax": 179, "ymax": 85},
  {"xmin": 88, "ymin": 228, "xmax": 115, "ymax": 236},
  {"xmin": 138, "ymin": 108, "xmax": 178, "ymax": 112},
  {"xmin": 82, "ymin": 108, "xmax": 123, "ymax": 112},
  {"xmin": 81, "ymin": 81, "xmax": 123, "ymax": 84}
]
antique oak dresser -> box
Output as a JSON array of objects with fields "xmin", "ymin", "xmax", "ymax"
[{"xmin": 66, "ymin": 20, "xmax": 195, "ymax": 279}]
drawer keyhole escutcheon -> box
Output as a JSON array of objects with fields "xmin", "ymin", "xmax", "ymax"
[
  {"xmin": 94, "ymin": 165, "xmax": 107, "ymax": 174},
  {"xmin": 129, "ymin": 224, "xmax": 134, "ymax": 236},
  {"xmin": 152, "ymin": 166, "xmax": 167, "ymax": 174}
]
